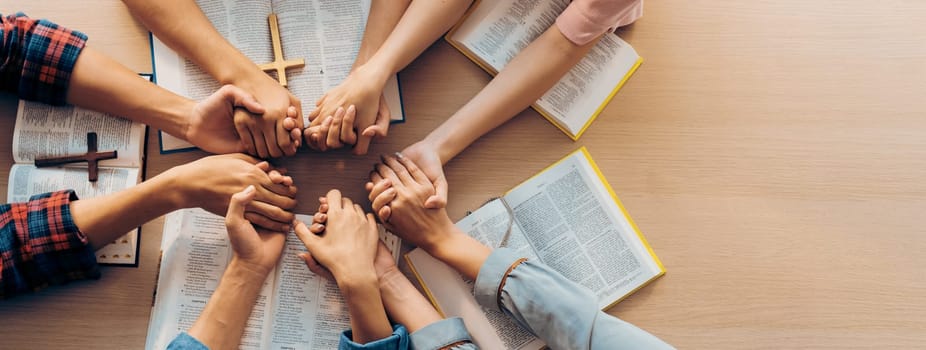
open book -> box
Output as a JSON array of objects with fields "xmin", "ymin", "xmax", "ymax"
[
  {"xmin": 7, "ymin": 86, "xmax": 149, "ymax": 265},
  {"xmin": 152, "ymin": 0, "xmax": 406, "ymax": 153},
  {"xmin": 146, "ymin": 208, "xmax": 401, "ymax": 349},
  {"xmin": 406, "ymin": 147, "xmax": 664, "ymax": 349},
  {"xmin": 446, "ymin": 0, "xmax": 643, "ymax": 140}
]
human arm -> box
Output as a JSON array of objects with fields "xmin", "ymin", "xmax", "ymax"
[
  {"xmin": 122, "ymin": 0, "xmax": 302, "ymax": 158},
  {"xmin": 305, "ymin": 0, "xmax": 472, "ymax": 154},
  {"xmin": 172, "ymin": 185, "xmax": 287, "ymax": 350},
  {"xmin": 294, "ymin": 190, "xmax": 393, "ymax": 345},
  {"xmin": 306, "ymin": 198, "xmax": 477, "ymax": 350},
  {"xmin": 370, "ymin": 155, "xmax": 673, "ymax": 349}
]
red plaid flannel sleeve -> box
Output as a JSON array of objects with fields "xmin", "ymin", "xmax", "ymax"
[
  {"xmin": 0, "ymin": 190, "xmax": 100, "ymax": 298},
  {"xmin": 0, "ymin": 12, "xmax": 88, "ymax": 105}
]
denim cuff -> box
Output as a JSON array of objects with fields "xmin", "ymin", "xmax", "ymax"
[{"xmin": 409, "ymin": 317, "xmax": 472, "ymax": 350}]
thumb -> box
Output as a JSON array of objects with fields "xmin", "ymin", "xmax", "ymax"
[
  {"xmin": 224, "ymin": 85, "xmax": 265, "ymax": 114},
  {"xmin": 424, "ymin": 175, "xmax": 448, "ymax": 209},
  {"xmin": 293, "ymin": 220, "xmax": 321, "ymax": 248},
  {"xmin": 226, "ymin": 185, "xmax": 257, "ymax": 227}
]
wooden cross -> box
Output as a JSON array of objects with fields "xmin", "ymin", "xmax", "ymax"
[
  {"xmin": 34, "ymin": 132, "xmax": 117, "ymax": 182},
  {"xmin": 257, "ymin": 13, "xmax": 305, "ymax": 87}
]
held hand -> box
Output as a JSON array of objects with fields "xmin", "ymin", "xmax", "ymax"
[
  {"xmin": 225, "ymin": 185, "xmax": 287, "ymax": 274},
  {"xmin": 293, "ymin": 190, "xmax": 380, "ymax": 281},
  {"xmin": 305, "ymin": 65, "xmax": 389, "ymax": 154},
  {"xmin": 167, "ymin": 153, "xmax": 298, "ymax": 232},
  {"xmin": 367, "ymin": 154, "xmax": 456, "ymax": 251},
  {"xmin": 303, "ymin": 197, "xmax": 399, "ymax": 282},
  {"xmin": 186, "ymin": 85, "xmax": 265, "ymax": 154},
  {"xmin": 235, "ymin": 76, "xmax": 303, "ymax": 158},
  {"xmin": 387, "ymin": 141, "xmax": 449, "ymax": 208}
]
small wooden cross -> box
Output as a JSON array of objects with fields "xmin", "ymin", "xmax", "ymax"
[
  {"xmin": 34, "ymin": 132, "xmax": 117, "ymax": 182},
  {"xmin": 257, "ymin": 13, "xmax": 305, "ymax": 87}
]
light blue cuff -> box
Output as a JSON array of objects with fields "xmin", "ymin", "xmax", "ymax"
[
  {"xmin": 339, "ymin": 324, "xmax": 409, "ymax": 350},
  {"xmin": 409, "ymin": 317, "xmax": 473, "ymax": 350},
  {"xmin": 473, "ymin": 248, "xmax": 522, "ymax": 312},
  {"xmin": 167, "ymin": 332, "xmax": 210, "ymax": 350}
]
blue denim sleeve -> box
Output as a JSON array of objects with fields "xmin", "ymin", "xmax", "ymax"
[
  {"xmin": 473, "ymin": 248, "xmax": 674, "ymax": 349},
  {"xmin": 339, "ymin": 324, "xmax": 410, "ymax": 350},
  {"xmin": 166, "ymin": 332, "xmax": 210, "ymax": 350},
  {"xmin": 409, "ymin": 317, "xmax": 478, "ymax": 350}
]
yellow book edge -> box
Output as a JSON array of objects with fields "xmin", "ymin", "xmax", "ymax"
[
  {"xmin": 403, "ymin": 252, "xmax": 448, "ymax": 318},
  {"xmin": 445, "ymin": 18, "xmax": 642, "ymax": 141}
]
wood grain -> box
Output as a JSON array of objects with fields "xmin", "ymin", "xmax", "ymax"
[{"xmin": 1, "ymin": 0, "xmax": 925, "ymax": 348}]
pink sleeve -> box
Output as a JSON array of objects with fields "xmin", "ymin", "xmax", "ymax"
[{"xmin": 555, "ymin": 0, "xmax": 643, "ymax": 45}]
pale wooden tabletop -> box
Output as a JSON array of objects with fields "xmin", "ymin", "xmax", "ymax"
[{"xmin": 1, "ymin": 1, "xmax": 925, "ymax": 349}]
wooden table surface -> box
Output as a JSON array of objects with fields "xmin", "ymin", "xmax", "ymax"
[{"xmin": 2, "ymin": 1, "xmax": 925, "ymax": 348}]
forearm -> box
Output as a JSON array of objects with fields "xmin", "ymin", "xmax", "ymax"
[
  {"xmin": 424, "ymin": 27, "xmax": 601, "ymax": 163},
  {"xmin": 353, "ymin": 0, "xmax": 411, "ymax": 68},
  {"xmin": 122, "ymin": 0, "xmax": 266, "ymax": 86},
  {"xmin": 378, "ymin": 268, "xmax": 443, "ymax": 332},
  {"xmin": 426, "ymin": 227, "xmax": 491, "ymax": 281},
  {"xmin": 339, "ymin": 273, "xmax": 394, "ymax": 344},
  {"xmin": 359, "ymin": 0, "xmax": 472, "ymax": 82},
  {"xmin": 70, "ymin": 170, "xmax": 182, "ymax": 249},
  {"xmin": 66, "ymin": 46, "xmax": 193, "ymax": 139},
  {"xmin": 188, "ymin": 259, "xmax": 269, "ymax": 350}
]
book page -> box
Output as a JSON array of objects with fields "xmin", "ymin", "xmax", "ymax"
[
  {"xmin": 457, "ymin": 198, "xmax": 537, "ymax": 260},
  {"xmin": 13, "ymin": 100, "xmax": 145, "ymax": 168},
  {"xmin": 268, "ymin": 214, "xmax": 350, "ymax": 349},
  {"xmin": 502, "ymin": 149, "xmax": 662, "ymax": 305},
  {"xmin": 7, "ymin": 164, "xmax": 140, "ymax": 264},
  {"xmin": 145, "ymin": 209, "xmax": 276, "ymax": 350},
  {"xmin": 406, "ymin": 249, "xmax": 544, "ymax": 350},
  {"xmin": 449, "ymin": 0, "xmax": 640, "ymax": 136}
]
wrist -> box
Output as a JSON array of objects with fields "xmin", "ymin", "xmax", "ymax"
[
  {"xmin": 336, "ymin": 269, "xmax": 380, "ymax": 292},
  {"xmin": 150, "ymin": 167, "xmax": 189, "ymax": 212},
  {"xmin": 353, "ymin": 62, "xmax": 391, "ymax": 90},
  {"xmin": 420, "ymin": 223, "xmax": 464, "ymax": 258},
  {"xmin": 227, "ymin": 258, "xmax": 273, "ymax": 284}
]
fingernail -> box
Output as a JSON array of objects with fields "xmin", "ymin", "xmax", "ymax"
[
  {"xmin": 243, "ymin": 185, "xmax": 255, "ymax": 194},
  {"xmin": 395, "ymin": 152, "xmax": 404, "ymax": 159}
]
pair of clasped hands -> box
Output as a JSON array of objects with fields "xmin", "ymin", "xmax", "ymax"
[{"xmin": 222, "ymin": 152, "xmax": 452, "ymax": 295}]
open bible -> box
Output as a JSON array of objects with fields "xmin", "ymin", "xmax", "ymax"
[
  {"xmin": 7, "ymin": 86, "xmax": 148, "ymax": 265},
  {"xmin": 446, "ymin": 0, "xmax": 643, "ymax": 140},
  {"xmin": 406, "ymin": 147, "xmax": 664, "ymax": 349},
  {"xmin": 146, "ymin": 209, "xmax": 401, "ymax": 349},
  {"xmin": 152, "ymin": 0, "xmax": 406, "ymax": 153}
]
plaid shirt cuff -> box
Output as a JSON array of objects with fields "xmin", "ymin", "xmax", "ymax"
[
  {"xmin": 0, "ymin": 12, "xmax": 88, "ymax": 105},
  {"xmin": 0, "ymin": 190, "xmax": 100, "ymax": 298}
]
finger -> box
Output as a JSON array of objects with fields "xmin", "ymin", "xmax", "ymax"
[
  {"xmin": 308, "ymin": 107, "xmax": 321, "ymax": 125},
  {"xmin": 425, "ymin": 175, "xmax": 449, "ymax": 209},
  {"xmin": 225, "ymin": 185, "xmax": 256, "ymax": 228},
  {"xmin": 315, "ymin": 93, "xmax": 327, "ymax": 107},
  {"xmin": 340, "ymin": 196, "xmax": 354, "ymax": 210},
  {"xmin": 259, "ymin": 177, "xmax": 298, "ymax": 198},
  {"xmin": 290, "ymin": 127, "xmax": 302, "ymax": 149},
  {"xmin": 340, "ymin": 105, "xmax": 358, "ymax": 145},
  {"xmin": 382, "ymin": 154, "xmax": 415, "ymax": 186},
  {"xmin": 223, "ymin": 85, "xmax": 266, "ymax": 115},
  {"xmin": 299, "ymin": 253, "xmax": 335, "ymax": 281},
  {"xmin": 254, "ymin": 185, "xmax": 298, "ymax": 209},
  {"xmin": 289, "ymin": 94, "xmax": 304, "ymax": 130},
  {"xmin": 313, "ymin": 212, "xmax": 327, "ymax": 225},
  {"xmin": 317, "ymin": 116, "xmax": 333, "ymax": 152},
  {"xmin": 367, "ymin": 177, "xmax": 392, "ymax": 203},
  {"xmin": 293, "ymin": 220, "xmax": 320, "ymax": 247},
  {"xmin": 371, "ymin": 188, "xmax": 396, "ymax": 213},
  {"xmin": 353, "ymin": 203, "xmax": 365, "ymax": 217},
  {"xmin": 310, "ymin": 223, "xmax": 325, "ymax": 233},
  {"xmin": 378, "ymin": 206, "xmax": 392, "ymax": 222},
  {"xmin": 369, "ymin": 170, "xmax": 384, "ymax": 184},
  {"xmin": 326, "ymin": 107, "xmax": 345, "ymax": 149},
  {"xmin": 247, "ymin": 200, "xmax": 295, "ymax": 224},
  {"xmin": 265, "ymin": 122, "xmax": 285, "ymax": 158},
  {"xmin": 234, "ymin": 111, "xmax": 257, "ymax": 156},
  {"xmin": 318, "ymin": 202, "xmax": 328, "ymax": 214},
  {"xmin": 244, "ymin": 212, "xmax": 292, "ymax": 233},
  {"xmin": 396, "ymin": 152, "xmax": 430, "ymax": 185},
  {"xmin": 375, "ymin": 162, "xmax": 402, "ymax": 188},
  {"xmin": 255, "ymin": 161, "xmax": 271, "ymax": 172},
  {"xmin": 325, "ymin": 189, "xmax": 343, "ymax": 213},
  {"xmin": 353, "ymin": 133, "xmax": 373, "ymax": 156},
  {"xmin": 251, "ymin": 123, "xmax": 270, "ymax": 159}
]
